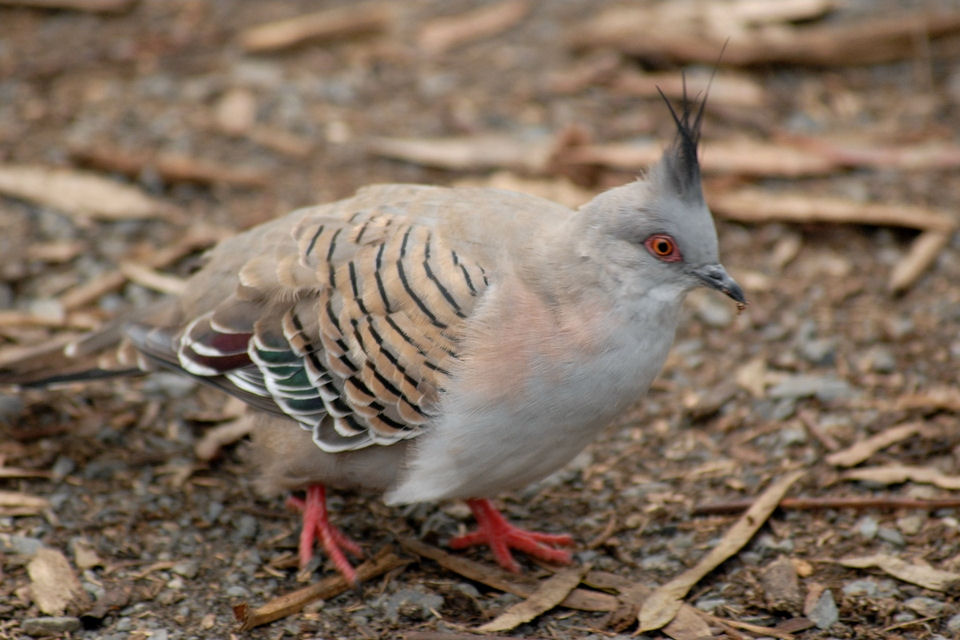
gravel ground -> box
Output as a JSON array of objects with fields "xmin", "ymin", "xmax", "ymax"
[{"xmin": 2, "ymin": 1, "xmax": 960, "ymax": 639}]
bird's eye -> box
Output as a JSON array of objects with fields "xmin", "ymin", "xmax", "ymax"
[{"xmin": 644, "ymin": 234, "xmax": 681, "ymax": 262}]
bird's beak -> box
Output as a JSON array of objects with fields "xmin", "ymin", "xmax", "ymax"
[{"xmin": 694, "ymin": 263, "xmax": 746, "ymax": 306}]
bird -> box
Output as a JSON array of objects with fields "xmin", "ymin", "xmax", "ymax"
[{"xmin": 1, "ymin": 89, "xmax": 745, "ymax": 584}]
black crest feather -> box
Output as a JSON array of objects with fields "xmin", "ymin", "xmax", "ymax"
[{"xmin": 656, "ymin": 70, "xmax": 713, "ymax": 204}]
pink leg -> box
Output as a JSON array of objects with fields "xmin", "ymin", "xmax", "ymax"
[
  {"xmin": 449, "ymin": 498, "xmax": 575, "ymax": 572},
  {"xmin": 286, "ymin": 485, "xmax": 363, "ymax": 583}
]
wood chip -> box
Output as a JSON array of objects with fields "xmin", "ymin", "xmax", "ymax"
[
  {"xmin": 0, "ymin": 489, "xmax": 51, "ymax": 513},
  {"xmin": 118, "ymin": 262, "xmax": 187, "ymax": 296},
  {"xmin": 760, "ymin": 556, "xmax": 803, "ymax": 612},
  {"xmin": 0, "ymin": 164, "xmax": 181, "ymax": 222},
  {"xmin": 455, "ymin": 171, "xmax": 596, "ymax": 209},
  {"xmin": 194, "ymin": 413, "xmax": 255, "ymax": 461},
  {"xmin": 571, "ymin": 6, "xmax": 960, "ymax": 67},
  {"xmin": 889, "ymin": 229, "xmax": 953, "ymax": 293},
  {"xmin": 70, "ymin": 145, "xmax": 270, "ymax": 188},
  {"xmin": 710, "ymin": 189, "xmax": 958, "ymax": 233},
  {"xmin": 236, "ymin": 548, "xmax": 408, "ymax": 630},
  {"xmin": 71, "ymin": 538, "xmax": 104, "ymax": 570},
  {"xmin": 418, "ymin": 0, "xmax": 530, "ymax": 55},
  {"xmin": 478, "ymin": 564, "xmax": 588, "ymax": 632},
  {"xmin": 57, "ymin": 224, "xmax": 226, "ymax": 311},
  {"xmin": 561, "ymin": 138, "xmax": 837, "ymax": 178},
  {"xmin": 0, "ymin": 466, "xmax": 52, "ymax": 479},
  {"xmin": 27, "ymin": 548, "xmax": 91, "ymax": 616},
  {"xmin": 238, "ymin": 3, "xmax": 392, "ymax": 53},
  {"xmin": 637, "ymin": 470, "xmax": 805, "ymax": 632},
  {"xmin": 0, "ymin": 0, "xmax": 134, "ymax": 11},
  {"xmin": 843, "ymin": 464, "xmax": 960, "ymax": 490},
  {"xmin": 896, "ymin": 387, "xmax": 960, "ymax": 413},
  {"xmin": 825, "ymin": 422, "xmax": 924, "ymax": 467},
  {"xmin": 707, "ymin": 614, "xmax": 799, "ymax": 640},
  {"xmin": 365, "ymin": 134, "xmax": 554, "ymax": 173},
  {"xmin": 838, "ymin": 554, "xmax": 960, "ymax": 591},
  {"xmin": 611, "ymin": 69, "xmax": 768, "ymax": 109},
  {"xmin": 399, "ymin": 538, "xmax": 617, "ymax": 612}
]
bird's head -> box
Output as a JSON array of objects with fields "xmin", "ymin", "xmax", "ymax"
[{"xmin": 578, "ymin": 84, "xmax": 745, "ymax": 310}]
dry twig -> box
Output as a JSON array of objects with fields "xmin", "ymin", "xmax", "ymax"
[
  {"xmin": 399, "ymin": 538, "xmax": 617, "ymax": 612},
  {"xmin": 694, "ymin": 496, "xmax": 960, "ymax": 516},
  {"xmin": 235, "ymin": 548, "xmax": 409, "ymax": 630}
]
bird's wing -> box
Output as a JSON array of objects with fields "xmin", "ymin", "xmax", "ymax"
[{"xmin": 128, "ymin": 185, "xmax": 497, "ymax": 453}]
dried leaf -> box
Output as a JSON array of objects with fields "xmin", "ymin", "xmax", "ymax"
[
  {"xmin": 28, "ymin": 548, "xmax": 91, "ymax": 615},
  {"xmin": 838, "ymin": 554, "xmax": 960, "ymax": 591},
  {"xmin": 825, "ymin": 422, "xmax": 923, "ymax": 467},
  {"xmin": 843, "ymin": 464, "xmax": 960, "ymax": 490},
  {"xmin": 0, "ymin": 164, "xmax": 180, "ymax": 222},
  {"xmin": 237, "ymin": 549, "xmax": 408, "ymax": 630},
  {"xmin": 638, "ymin": 470, "xmax": 805, "ymax": 632},
  {"xmin": 478, "ymin": 564, "xmax": 588, "ymax": 632}
]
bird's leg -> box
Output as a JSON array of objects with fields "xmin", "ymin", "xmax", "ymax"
[
  {"xmin": 449, "ymin": 498, "xmax": 575, "ymax": 572},
  {"xmin": 286, "ymin": 484, "xmax": 362, "ymax": 583}
]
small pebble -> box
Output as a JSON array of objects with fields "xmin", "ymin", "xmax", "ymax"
[
  {"xmin": 379, "ymin": 588, "xmax": 444, "ymax": 622},
  {"xmin": 0, "ymin": 533, "xmax": 44, "ymax": 556},
  {"xmin": 946, "ymin": 613, "xmax": 960, "ymax": 634},
  {"xmin": 807, "ymin": 589, "xmax": 838, "ymax": 630},
  {"xmin": 20, "ymin": 617, "xmax": 81, "ymax": 637},
  {"xmin": 694, "ymin": 597, "xmax": 725, "ymax": 612},
  {"xmin": 767, "ymin": 374, "xmax": 855, "ymax": 401},
  {"xmin": 172, "ymin": 560, "xmax": 199, "ymax": 579},
  {"xmin": 842, "ymin": 579, "xmax": 878, "ymax": 597},
  {"xmin": 877, "ymin": 527, "xmax": 905, "ymax": 546},
  {"xmin": 51, "ymin": 456, "xmax": 76, "ymax": 481},
  {"xmin": 226, "ymin": 585, "xmax": 250, "ymax": 598},
  {"xmin": 905, "ymin": 596, "xmax": 946, "ymax": 617},
  {"xmin": 234, "ymin": 514, "xmax": 258, "ymax": 542},
  {"xmin": 858, "ymin": 516, "xmax": 879, "ymax": 540},
  {"xmin": 755, "ymin": 533, "xmax": 794, "ymax": 554},
  {"xmin": 640, "ymin": 553, "xmax": 678, "ymax": 572}
]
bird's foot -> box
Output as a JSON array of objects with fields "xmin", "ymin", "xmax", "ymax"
[
  {"xmin": 449, "ymin": 498, "xmax": 574, "ymax": 573},
  {"xmin": 287, "ymin": 484, "xmax": 362, "ymax": 584}
]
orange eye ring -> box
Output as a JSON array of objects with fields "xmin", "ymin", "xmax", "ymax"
[{"xmin": 644, "ymin": 234, "xmax": 681, "ymax": 262}]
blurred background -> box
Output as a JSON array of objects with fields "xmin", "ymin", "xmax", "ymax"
[{"xmin": 2, "ymin": 1, "xmax": 960, "ymax": 639}]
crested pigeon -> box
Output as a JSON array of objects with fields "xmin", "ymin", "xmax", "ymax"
[{"xmin": 1, "ymin": 91, "xmax": 744, "ymax": 582}]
